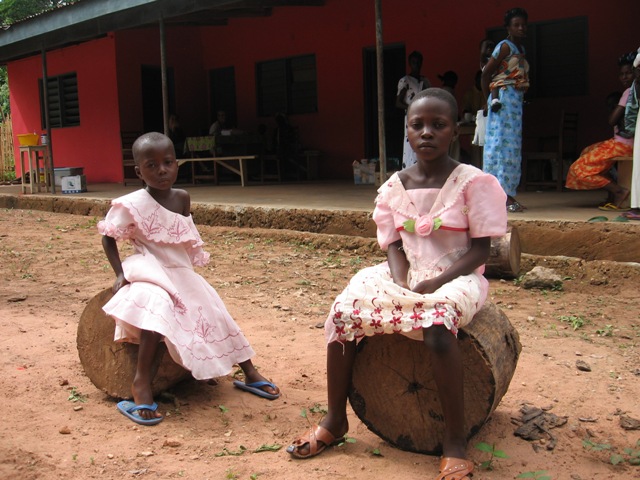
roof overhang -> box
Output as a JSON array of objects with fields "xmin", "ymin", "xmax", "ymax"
[{"xmin": 0, "ymin": 0, "xmax": 324, "ymax": 64}]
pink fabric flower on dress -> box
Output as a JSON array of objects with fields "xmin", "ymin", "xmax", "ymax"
[{"xmin": 402, "ymin": 215, "xmax": 442, "ymax": 236}]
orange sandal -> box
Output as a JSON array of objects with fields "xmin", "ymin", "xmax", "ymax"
[
  {"xmin": 286, "ymin": 424, "xmax": 346, "ymax": 459},
  {"xmin": 436, "ymin": 457, "xmax": 474, "ymax": 480}
]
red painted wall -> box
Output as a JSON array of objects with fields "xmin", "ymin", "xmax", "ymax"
[
  {"xmin": 10, "ymin": 35, "xmax": 122, "ymax": 182},
  {"xmin": 8, "ymin": 0, "xmax": 639, "ymax": 183},
  {"xmin": 199, "ymin": 0, "xmax": 639, "ymax": 178}
]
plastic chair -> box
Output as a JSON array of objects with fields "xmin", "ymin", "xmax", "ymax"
[{"xmin": 522, "ymin": 111, "xmax": 578, "ymax": 191}]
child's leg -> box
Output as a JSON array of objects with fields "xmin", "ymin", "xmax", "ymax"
[
  {"xmin": 131, "ymin": 329, "xmax": 163, "ymax": 420},
  {"xmin": 238, "ymin": 359, "xmax": 280, "ymax": 396},
  {"xmin": 288, "ymin": 340, "xmax": 354, "ymax": 456},
  {"xmin": 423, "ymin": 325, "xmax": 466, "ymax": 459}
]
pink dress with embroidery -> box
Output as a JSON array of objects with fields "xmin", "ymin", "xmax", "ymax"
[
  {"xmin": 326, "ymin": 164, "xmax": 507, "ymax": 343},
  {"xmin": 97, "ymin": 189, "xmax": 255, "ymax": 380}
]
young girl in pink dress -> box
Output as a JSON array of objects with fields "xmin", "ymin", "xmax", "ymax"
[
  {"xmin": 99, "ymin": 132, "xmax": 279, "ymax": 426},
  {"xmin": 287, "ymin": 88, "xmax": 507, "ymax": 480}
]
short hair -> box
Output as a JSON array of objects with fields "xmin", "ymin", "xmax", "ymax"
[
  {"xmin": 132, "ymin": 132, "xmax": 173, "ymax": 165},
  {"xmin": 409, "ymin": 88, "xmax": 458, "ymax": 122},
  {"xmin": 619, "ymin": 51, "xmax": 637, "ymax": 67},
  {"xmin": 504, "ymin": 7, "xmax": 528, "ymax": 27},
  {"xmin": 408, "ymin": 50, "xmax": 423, "ymax": 62}
]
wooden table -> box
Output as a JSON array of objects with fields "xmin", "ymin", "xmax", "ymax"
[
  {"xmin": 19, "ymin": 145, "xmax": 53, "ymax": 194},
  {"xmin": 178, "ymin": 155, "xmax": 259, "ymax": 187}
]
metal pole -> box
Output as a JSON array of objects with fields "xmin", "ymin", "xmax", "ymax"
[
  {"xmin": 41, "ymin": 48, "xmax": 55, "ymax": 193},
  {"xmin": 159, "ymin": 16, "xmax": 169, "ymax": 135},
  {"xmin": 374, "ymin": 0, "xmax": 387, "ymax": 184}
]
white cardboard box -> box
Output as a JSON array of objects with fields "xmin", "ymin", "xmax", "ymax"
[
  {"xmin": 61, "ymin": 175, "xmax": 87, "ymax": 194},
  {"xmin": 54, "ymin": 167, "xmax": 84, "ymax": 186}
]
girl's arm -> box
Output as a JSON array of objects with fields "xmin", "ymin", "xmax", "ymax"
[
  {"xmin": 412, "ymin": 237, "xmax": 491, "ymax": 295},
  {"xmin": 102, "ymin": 235, "xmax": 128, "ymax": 293},
  {"xmin": 387, "ymin": 239, "xmax": 410, "ymax": 289}
]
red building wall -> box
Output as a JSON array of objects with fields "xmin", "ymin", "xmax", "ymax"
[
  {"xmin": 10, "ymin": 35, "xmax": 122, "ymax": 182},
  {"xmin": 8, "ymin": 0, "xmax": 639, "ymax": 183},
  {"xmin": 199, "ymin": 0, "xmax": 639, "ymax": 178}
]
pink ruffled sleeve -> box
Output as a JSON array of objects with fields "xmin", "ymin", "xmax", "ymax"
[
  {"xmin": 97, "ymin": 204, "xmax": 136, "ymax": 241},
  {"xmin": 373, "ymin": 196, "xmax": 401, "ymax": 251},
  {"xmin": 465, "ymin": 174, "xmax": 508, "ymax": 238}
]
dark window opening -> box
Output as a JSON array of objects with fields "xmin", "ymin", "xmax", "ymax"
[
  {"xmin": 39, "ymin": 72, "xmax": 80, "ymax": 128},
  {"xmin": 256, "ymin": 54, "xmax": 317, "ymax": 116}
]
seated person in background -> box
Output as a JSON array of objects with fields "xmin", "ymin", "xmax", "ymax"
[
  {"xmin": 565, "ymin": 51, "xmax": 638, "ymax": 209},
  {"xmin": 438, "ymin": 70, "xmax": 458, "ymax": 98},
  {"xmin": 209, "ymin": 110, "xmax": 227, "ymax": 136},
  {"xmin": 168, "ymin": 114, "xmax": 186, "ymax": 158}
]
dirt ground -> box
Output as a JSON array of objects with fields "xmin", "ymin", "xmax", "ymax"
[{"xmin": 1, "ymin": 207, "xmax": 640, "ymax": 480}]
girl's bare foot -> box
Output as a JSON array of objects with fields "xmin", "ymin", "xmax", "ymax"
[{"xmin": 131, "ymin": 378, "xmax": 162, "ymax": 420}]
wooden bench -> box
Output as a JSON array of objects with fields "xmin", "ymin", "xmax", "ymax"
[
  {"xmin": 613, "ymin": 155, "xmax": 633, "ymax": 208},
  {"xmin": 178, "ymin": 155, "xmax": 259, "ymax": 186}
]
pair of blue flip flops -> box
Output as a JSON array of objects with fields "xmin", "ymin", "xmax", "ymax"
[
  {"xmin": 233, "ymin": 380, "xmax": 280, "ymax": 400},
  {"xmin": 117, "ymin": 400, "xmax": 163, "ymax": 426}
]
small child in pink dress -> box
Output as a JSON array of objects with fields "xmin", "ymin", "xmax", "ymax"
[
  {"xmin": 98, "ymin": 132, "xmax": 279, "ymax": 426},
  {"xmin": 287, "ymin": 88, "xmax": 507, "ymax": 480}
]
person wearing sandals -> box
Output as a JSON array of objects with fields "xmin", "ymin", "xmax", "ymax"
[
  {"xmin": 99, "ymin": 132, "xmax": 280, "ymax": 426},
  {"xmin": 286, "ymin": 89, "xmax": 507, "ymax": 480},
  {"xmin": 481, "ymin": 7, "xmax": 530, "ymax": 213},
  {"xmin": 565, "ymin": 51, "xmax": 638, "ymax": 210}
]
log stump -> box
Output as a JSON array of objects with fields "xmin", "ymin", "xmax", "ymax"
[
  {"xmin": 485, "ymin": 227, "xmax": 521, "ymax": 279},
  {"xmin": 348, "ymin": 302, "xmax": 521, "ymax": 455},
  {"xmin": 77, "ymin": 288, "xmax": 191, "ymax": 399}
]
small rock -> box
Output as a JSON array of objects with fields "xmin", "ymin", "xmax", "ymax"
[
  {"xmin": 59, "ymin": 379, "xmax": 69, "ymax": 386},
  {"xmin": 620, "ymin": 415, "xmax": 640, "ymax": 430},
  {"xmin": 59, "ymin": 426, "xmax": 71, "ymax": 434},
  {"xmin": 138, "ymin": 451, "xmax": 154, "ymax": 457},
  {"xmin": 73, "ymin": 405, "xmax": 83, "ymax": 411},
  {"xmin": 7, "ymin": 295, "xmax": 27, "ymax": 303},
  {"xmin": 521, "ymin": 266, "xmax": 563, "ymax": 290},
  {"xmin": 107, "ymin": 454, "xmax": 114, "ymax": 459},
  {"xmin": 163, "ymin": 439, "xmax": 182, "ymax": 447},
  {"xmin": 576, "ymin": 360, "xmax": 591, "ymax": 372}
]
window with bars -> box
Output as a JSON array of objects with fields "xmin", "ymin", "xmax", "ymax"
[
  {"xmin": 39, "ymin": 72, "xmax": 80, "ymax": 128},
  {"xmin": 256, "ymin": 54, "xmax": 317, "ymax": 116}
]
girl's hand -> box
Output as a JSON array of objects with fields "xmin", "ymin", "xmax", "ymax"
[
  {"xmin": 412, "ymin": 277, "xmax": 443, "ymax": 295},
  {"xmin": 394, "ymin": 279, "xmax": 410, "ymax": 290},
  {"xmin": 112, "ymin": 273, "xmax": 129, "ymax": 294}
]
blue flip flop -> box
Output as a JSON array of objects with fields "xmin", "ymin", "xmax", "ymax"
[
  {"xmin": 116, "ymin": 400, "xmax": 164, "ymax": 426},
  {"xmin": 233, "ymin": 380, "xmax": 280, "ymax": 400}
]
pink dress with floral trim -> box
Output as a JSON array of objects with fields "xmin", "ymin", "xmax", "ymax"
[
  {"xmin": 325, "ymin": 164, "xmax": 507, "ymax": 343},
  {"xmin": 97, "ymin": 189, "xmax": 255, "ymax": 380}
]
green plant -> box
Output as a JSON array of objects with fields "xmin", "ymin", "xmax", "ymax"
[
  {"xmin": 225, "ymin": 468, "xmax": 238, "ymax": 479},
  {"xmin": 67, "ymin": 387, "xmax": 87, "ymax": 403},
  {"xmin": 558, "ymin": 314, "xmax": 585, "ymax": 330},
  {"xmin": 474, "ymin": 442, "xmax": 507, "ymax": 470},
  {"xmin": 582, "ymin": 437, "xmax": 640, "ymax": 465},
  {"xmin": 517, "ymin": 471, "xmax": 552, "ymax": 480},
  {"xmin": 596, "ymin": 324, "xmax": 614, "ymax": 337}
]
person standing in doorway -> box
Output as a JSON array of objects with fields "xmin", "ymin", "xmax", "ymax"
[{"xmin": 396, "ymin": 51, "xmax": 430, "ymax": 169}]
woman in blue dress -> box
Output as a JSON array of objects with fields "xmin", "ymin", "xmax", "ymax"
[{"xmin": 481, "ymin": 7, "xmax": 530, "ymax": 212}]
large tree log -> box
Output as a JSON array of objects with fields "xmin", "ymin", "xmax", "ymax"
[
  {"xmin": 348, "ymin": 302, "xmax": 521, "ymax": 455},
  {"xmin": 77, "ymin": 288, "xmax": 191, "ymax": 399},
  {"xmin": 485, "ymin": 227, "xmax": 521, "ymax": 279}
]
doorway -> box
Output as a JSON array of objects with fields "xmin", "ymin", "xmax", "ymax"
[
  {"xmin": 141, "ymin": 65, "xmax": 175, "ymax": 133},
  {"xmin": 363, "ymin": 44, "xmax": 406, "ymax": 170},
  {"xmin": 208, "ymin": 67, "xmax": 237, "ymax": 129}
]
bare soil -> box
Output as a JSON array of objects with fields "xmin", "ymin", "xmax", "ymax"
[{"xmin": 1, "ymin": 208, "xmax": 639, "ymax": 480}]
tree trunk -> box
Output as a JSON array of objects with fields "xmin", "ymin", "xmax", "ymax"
[
  {"xmin": 348, "ymin": 302, "xmax": 521, "ymax": 455},
  {"xmin": 485, "ymin": 227, "xmax": 521, "ymax": 279},
  {"xmin": 76, "ymin": 288, "xmax": 191, "ymax": 399}
]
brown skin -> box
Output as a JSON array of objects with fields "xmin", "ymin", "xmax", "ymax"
[
  {"xmin": 288, "ymin": 96, "xmax": 492, "ymax": 463},
  {"xmin": 101, "ymin": 134, "xmax": 278, "ymax": 420}
]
